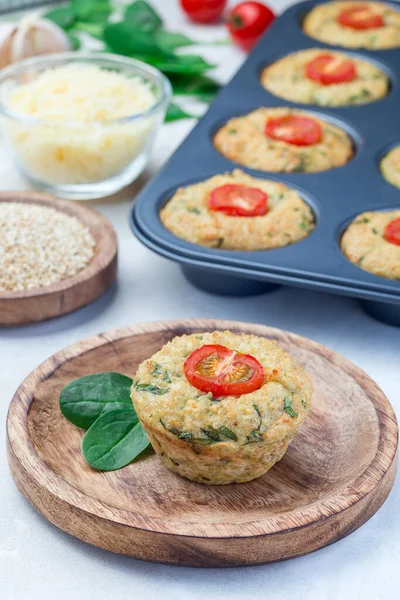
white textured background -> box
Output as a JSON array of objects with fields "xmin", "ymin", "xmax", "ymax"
[{"xmin": 1, "ymin": 1, "xmax": 399, "ymax": 599}]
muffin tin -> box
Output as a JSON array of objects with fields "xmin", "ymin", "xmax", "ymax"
[{"xmin": 130, "ymin": 0, "xmax": 400, "ymax": 326}]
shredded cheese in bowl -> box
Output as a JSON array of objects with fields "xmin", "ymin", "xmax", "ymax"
[{"xmin": 0, "ymin": 53, "xmax": 171, "ymax": 199}]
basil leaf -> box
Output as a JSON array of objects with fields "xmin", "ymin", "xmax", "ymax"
[
  {"xmin": 284, "ymin": 396, "xmax": 298, "ymax": 418},
  {"xmin": 44, "ymin": 7, "xmax": 76, "ymax": 29},
  {"xmin": 125, "ymin": 0, "xmax": 163, "ymax": 31},
  {"xmin": 165, "ymin": 102, "xmax": 195, "ymax": 122},
  {"xmin": 155, "ymin": 31, "xmax": 196, "ymax": 52},
  {"xmin": 82, "ymin": 407, "xmax": 149, "ymax": 470},
  {"xmin": 71, "ymin": 0, "xmax": 111, "ymax": 24},
  {"xmin": 60, "ymin": 372, "xmax": 133, "ymax": 429},
  {"xmin": 169, "ymin": 74, "xmax": 220, "ymax": 101}
]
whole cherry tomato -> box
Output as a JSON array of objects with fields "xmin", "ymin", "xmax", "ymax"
[
  {"xmin": 227, "ymin": 2, "xmax": 275, "ymax": 52},
  {"xmin": 184, "ymin": 344, "xmax": 265, "ymax": 397},
  {"xmin": 180, "ymin": 0, "xmax": 227, "ymax": 24}
]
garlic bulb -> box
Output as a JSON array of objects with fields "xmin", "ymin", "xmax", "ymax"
[{"xmin": 0, "ymin": 14, "xmax": 71, "ymax": 69}]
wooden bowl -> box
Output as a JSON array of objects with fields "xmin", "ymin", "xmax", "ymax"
[
  {"xmin": 0, "ymin": 191, "xmax": 117, "ymax": 325},
  {"xmin": 6, "ymin": 319, "xmax": 398, "ymax": 567}
]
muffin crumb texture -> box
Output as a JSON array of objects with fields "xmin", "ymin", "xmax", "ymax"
[
  {"xmin": 381, "ymin": 146, "xmax": 400, "ymax": 189},
  {"xmin": 213, "ymin": 108, "xmax": 353, "ymax": 173},
  {"xmin": 160, "ymin": 170, "xmax": 315, "ymax": 250},
  {"xmin": 303, "ymin": 1, "xmax": 400, "ymax": 49},
  {"xmin": 131, "ymin": 331, "xmax": 313, "ymax": 484},
  {"xmin": 341, "ymin": 210, "xmax": 400, "ymax": 280}
]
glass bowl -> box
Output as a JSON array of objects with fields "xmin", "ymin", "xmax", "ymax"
[{"xmin": 0, "ymin": 52, "xmax": 172, "ymax": 200}]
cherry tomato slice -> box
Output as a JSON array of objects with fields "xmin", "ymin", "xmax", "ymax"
[
  {"xmin": 227, "ymin": 2, "xmax": 275, "ymax": 52},
  {"xmin": 265, "ymin": 115, "xmax": 322, "ymax": 146},
  {"xmin": 305, "ymin": 54, "xmax": 357, "ymax": 85},
  {"xmin": 184, "ymin": 344, "xmax": 265, "ymax": 397},
  {"xmin": 180, "ymin": 0, "xmax": 227, "ymax": 24},
  {"xmin": 208, "ymin": 184, "xmax": 268, "ymax": 217},
  {"xmin": 337, "ymin": 4, "xmax": 384, "ymax": 30},
  {"xmin": 384, "ymin": 217, "xmax": 400, "ymax": 246}
]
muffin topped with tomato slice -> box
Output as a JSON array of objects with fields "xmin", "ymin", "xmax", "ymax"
[
  {"xmin": 131, "ymin": 330, "xmax": 313, "ymax": 485},
  {"xmin": 213, "ymin": 107, "xmax": 353, "ymax": 173},
  {"xmin": 261, "ymin": 48, "xmax": 389, "ymax": 106},
  {"xmin": 381, "ymin": 145, "xmax": 400, "ymax": 189},
  {"xmin": 160, "ymin": 169, "xmax": 314, "ymax": 251},
  {"xmin": 341, "ymin": 210, "xmax": 400, "ymax": 280},
  {"xmin": 303, "ymin": 2, "xmax": 400, "ymax": 49}
]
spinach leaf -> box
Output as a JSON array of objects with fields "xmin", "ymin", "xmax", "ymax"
[
  {"xmin": 44, "ymin": 7, "xmax": 76, "ymax": 29},
  {"xmin": 150, "ymin": 54, "xmax": 215, "ymax": 75},
  {"xmin": 134, "ymin": 381, "xmax": 169, "ymax": 395},
  {"xmin": 82, "ymin": 407, "xmax": 149, "ymax": 470},
  {"xmin": 104, "ymin": 22, "xmax": 171, "ymax": 57},
  {"xmin": 72, "ymin": 21, "xmax": 104, "ymax": 40},
  {"xmin": 151, "ymin": 362, "xmax": 171, "ymax": 383},
  {"xmin": 60, "ymin": 372, "xmax": 133, "ymax": 429},
  {"xmin": 165, "ymin": 102, "xmax": 195, "ymax": 122},
  {"xmin": 71, "ymin": 0, "xmax": 112, "ymax": 23},
  {"xmin": 284, "ymin": 396, "xmax": 298, "ymax": 418},
  {"xmin": 125, "ymin": 0, "xmax": 163, "ymax": 31},
  {"xmin": 218, "ymin": 426, "xmax": 237, "ymax": 441},
  {"xmin": 67, "ymin": 33, "xmax": 81, "ymax": 50},
  {"xmin": 155, "ymin": 31, "xmax": 196, "ymax": 52},
  {"xmin": 169, "ymin": 74, "xmax": 220, "ymax": 102}
]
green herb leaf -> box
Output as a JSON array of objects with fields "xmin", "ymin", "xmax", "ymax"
[
  {"xmin": 72, "ymin": 21, "xmax": 104, "ymax": 40},
  {"xmin": 44, "ymin": 7, "xmax": 76, "ymax": 29},
  {"xmin": 165, "ymin": 102, "xmax": 195, "ymax": 122},
  {"xmin": 216, "ymin": 237, "xmax": 224, "ymax": 248},
  {"xmin": 169, "ymin": 74, "xmax": 220, "ymax": 102},
  {"xmin": 201, "ymin": 428, "xmax": 221, "ymax": 441},
  {"xmin": 217, "ymin": 426, "xmax": 237, "ymax": 441},
  {"xmin": 187, "ymin": 207, "xmax": 201, "ymax": 214},
  {"xmin": 178, "ymin": 431, "xmax": 193, "ymax": 441},
  {"xmin": 67, "ymin": 33, "xmax": 81, "ymax": 50},
  {"xmin": 149, "ymin": 54, "xmax": 215, "ymax": 75},
  {"xmin": 82, "ymin": 407, "xmax": 149, "ymax": 470},
  {"xmin": 134, "ymin": 381, "xmax": 169, "ymax": 395},
  {"xmin": 60, "ymin": 372, "xmax": 133, "ymax": 430},
  {"xmin": 125, "ymin": 0, "xmax": 163, "ymax": 31},
  {"xmin": 246, "ymin": 429, "xmax": 263, "ymax": 444},
  {"xmin": 284, "ymin": 396, "xmax": 298, "ymax": 418},
  {"xmin": 300, "ymin": 220, "xmax": 309, "ymax": 230},
  {"xmin": 155, "ymin": 31, "xmax": 196, "ymax": 52},
  {"xmin": 151, "ymin": 362, "xmax": 172, "ymax": 383},
  {"xmin": 71, "ymin": 0, "xmax": 112, "ymax": 23},
  {"xmin": 104, "ymin": 22, "xmax": 170, "ymax": 57}
]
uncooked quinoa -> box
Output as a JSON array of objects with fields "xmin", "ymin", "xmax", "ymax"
[{"xmin": 0, "ymin": 202, "xmax": 96, "ymax": 292}]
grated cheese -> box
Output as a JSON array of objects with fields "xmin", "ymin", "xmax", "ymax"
[{"xmin": 3, "ymin": 63, "xmax": 157, "ymax": 185}]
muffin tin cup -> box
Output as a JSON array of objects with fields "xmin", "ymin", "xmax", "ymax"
[{"xmin": 130, "ymin": 0, "xmax": 400, "ymax": 327}]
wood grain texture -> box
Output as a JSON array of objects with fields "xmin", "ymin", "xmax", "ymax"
[
  {"xmin": 0, "ymin": 191, "xmax": 117, "ymax": 325},
  {"xmin": 6, "ymin": 319, "xmax": 398, "ymax": 567}
]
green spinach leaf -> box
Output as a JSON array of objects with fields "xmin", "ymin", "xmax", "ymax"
[
  {"xmin": 134, "ymin": 381, "xmax": 169, "ymax": 395},
  {"xmin": 169, "ymin": 74, "xmax": 220, "ymax": 102},
  {"xmin": 82, "ymin": 407, "xmax": 149, "ymax": 470},
  {"xmin": 284, "ymin": 396, "xmax": 298, "ymax": 418},
  {"xmin": 44, "ymin": 7, "xmax": 76, "ymax": 29},
  {"xmin": 155, "ymin": 31, "xmax": 196, "ymax": 52},
  {"xmin": 125, "ymin": 0, "xmax": 163, "ymax": 31},
  {"xmin": 71, "ymin": 0, "xmax": 112, "ymax": 23},
  {"xmin": 165, "ymin": 102, "xmax": 195, "ymax": 122},
  {"xmin": 150, "ymin": 54, "xmax": 215, "ymax": 74},
  {"xmin": 60, "ymin": 372, "xmax": 133, "ymax": 429},
  {"xmin": 104, "ymin": 21, "xmax": 171, "ymax": 57}
]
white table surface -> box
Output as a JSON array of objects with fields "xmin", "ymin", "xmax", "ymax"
[{"xmin": 1, "ymin": 1, "xmax": 399, "ymax": 598}]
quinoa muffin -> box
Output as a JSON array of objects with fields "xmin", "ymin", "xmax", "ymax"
[
  {"xmin": 131, "ymin": 330, "xmax": 313, "ymax": 485},
  {"xmin": 213, "ymin": 107, "xmax": 353, "ymax": 173},
  {"xmin": 261, "ymin": 48, "xmax": 389, "ymax": 107},
  {"xmin": 381, "ymin": 145, "xmax": 400, "ymax": 189},
  {"xmin": 341, "ymin": 210, "xmax": 400, "ymax": 279},
  {"xmin": 303, "ymin": 2, "xmax": 400, "ymax": 49},
  {"xmin": 160, "ymin": 170, "xmax": 314, "ymax": 251}
]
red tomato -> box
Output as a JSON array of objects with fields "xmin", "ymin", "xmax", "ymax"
[
  {"xmin": 208, "ymin": 184, "xmax": 268, "ymax": 217},
  {"xmin": 305, "ymin": 54, "xmax": 357, "ymax": 85},
  {"xmin": 265, "ymin": 115, "xmax": 322, "ymax": 146},
  {"xmin": 337, "ymin": 4, "xmax": 384, "ymax": 30},
  {"xmin": 180, "ymin": 0, "xmax": 227, "ymax": 23},
  {"xmin": 227, "ymin": 2, "xmax": 275, "ymax": 52},
  {"xmin": 384, "ymin": 217, "xmax": 400, "ymax": 246},
  {"xmin": 184, "ymin": 344, "xmax": 265, "ymax": 397}
]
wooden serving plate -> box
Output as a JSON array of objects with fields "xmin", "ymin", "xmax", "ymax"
[
  {"xmin": 0, "ymin": 192, "xmax": 117, "ymax": 325},
  {"xmin": 7, "ymin": 319, "xmax": 398, "ymax": 567}
]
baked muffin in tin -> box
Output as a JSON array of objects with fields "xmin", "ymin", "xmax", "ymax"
[
  {"xmin": 303, "ymin": 1, "xmax": 400, "ymax": 50},
  {"xmin": 160, "ymin": 169, "xmax": 315, "ymax": 251},
  {"xmin": 261, "ymin": 48, "xmax": 389, "ymax": 107},
  {"xmin": 341, "ymin": 210, "xmax": 400, "ymax": 279},
  {"xmin": 213, "ymin": 107, "xmax": 353, "ymax": 173},
  {"xmin": 381, "ymin": 146, "xmax": 400, "ymax": 189},
  {"xmin": 131, "ymin": 330, "xmax": 313, "ymax": 485}
]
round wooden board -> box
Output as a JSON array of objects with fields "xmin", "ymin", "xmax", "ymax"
[
  {"xmin": 7, "ymin": 319, "xmax": 398, "ymax": 567},
  {"xmin": 0, "ymin": 192, "xmax": 117, "ymax": 325}
]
